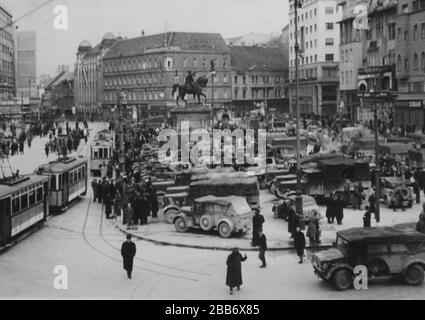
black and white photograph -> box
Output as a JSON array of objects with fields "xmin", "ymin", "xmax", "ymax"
[{"xmin": 0, "ymin": 0, "xmax": 425, "ymax": 304}]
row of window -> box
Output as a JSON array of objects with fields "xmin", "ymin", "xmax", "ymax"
[
  {"xmin": 234, "ymin": 75, "xmax": 282, "ymax": 85},
  {"xmin": 234, "ymin": 87, "xmax": 282, "ymax": 99},
  {"xmin": 49, "ymin": 165, "xmax": 86, "ymax": 190},
  {"xmin": 397, "ymin": 52, "xmax": 425, "ymax": 73},
  {"xmin": 341, "ymin": 70, "xmax": 355, "ymax": 85},
  {"xmin": 104, "ymin": 56, "xmax": 228, "ymax": 74},
  {"xmin": 290, "ymin": 54, "xmax": 334, "ymax": 67},
  {"xmin": 389, "ymin": 23, "xmax": 425, "ymax": 42},
  {"xmin": 290, "ymin": 5, "xmax": 334, "ymax": 22},
  {"xmin": 11, "ymin": 185, "xmax": 44, "ymax": 216},
  {"xmin": 290, "ymin": 23, "xmax": 334, "ymax": 41}
]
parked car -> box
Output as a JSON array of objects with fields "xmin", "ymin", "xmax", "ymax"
[
  {"xmin": 173, "ymin": 196, "xmax": 252, "ymax": 238},
  {"xmin": 311, "ymin": 226, "xmax": 425, "ymax": 290},
  {"xmin": 272, "ymin": 194, "xmax": 321, "ymax": 222}
]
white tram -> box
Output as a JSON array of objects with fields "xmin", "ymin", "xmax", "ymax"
[
  {"xmin": 90, "ymin": 130, "xmax": 115, "ymax": 176},
  {"xmin": 0, "ymin": 175, "xmax": 49, "ymax": 247},
  {"xmin": 35, "ymin": 157, "xmax": 88, "ymax": 214}
]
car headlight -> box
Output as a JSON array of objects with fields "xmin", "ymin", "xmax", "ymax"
[{"xmin": 321, "ymin": 263, "xmax": 329, "ymax": 270}]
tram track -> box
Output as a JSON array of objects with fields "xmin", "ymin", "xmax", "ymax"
[
  {"xmin": 98, "ymin": 203, "xmax": 211, "ymax": 277},
  {"xmin": 81, "ymin": 198, "xmax": 199, "ymax": 282}
]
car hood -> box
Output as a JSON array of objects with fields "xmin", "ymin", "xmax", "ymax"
[{"xmin": 313, "ymin": 248, "xmax": 344, "ymax": 263}]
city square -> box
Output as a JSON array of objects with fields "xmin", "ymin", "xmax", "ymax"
[{"xmin": 0, "ymin": 0, "xmax": 425, "ymax": 301}]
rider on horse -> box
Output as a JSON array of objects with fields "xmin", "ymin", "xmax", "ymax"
[{"xmin": 185, "ymin": 71, "xmax": 197, "ymax": 92}]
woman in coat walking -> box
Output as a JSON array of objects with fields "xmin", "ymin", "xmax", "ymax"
[
  {"xmin": 226, "ymin": 248, "xmax": 247, "ymax": 295},
  {"xmin": 294, "ymin": 227, "xmax": 306, "ymax": 264},
  {"xmin": 306, "ymin": 211, "xmax": 320, "ymax": 246}
]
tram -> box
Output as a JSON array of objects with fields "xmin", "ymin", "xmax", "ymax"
[
  {"xmin": 0, "ymin": 175, "xmax": 49, "ymax": 247},
  {"xmin": 90, "ymin": 130, "xmax": 115, "ymax": 176},
  {"xmin": 35, "ymin": 157, "xmax": 88, "ymax": 214}
]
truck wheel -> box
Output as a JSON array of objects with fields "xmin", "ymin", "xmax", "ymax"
[
  {"xmin": 332, "ymin": 269, "xmax": 353, "ymax": 291},
  {"xmin": 404, "ymin": 264, "xmax": 425, "ymax": 285},
  {"xmin": 200, "ymin": 215, "xmax": 214, "ymax": 231},
  {"xmin": 174, "ymin": 217, "xmax": 188, "ymax": 233},
  {"xmin": 218, "ymin": 222, "xmax": 232, "ymax": 238},
  {"xmin": 164, "ymin": 209, "xmax": 178, "ymax": 224}
]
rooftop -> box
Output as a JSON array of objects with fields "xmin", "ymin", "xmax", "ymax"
[
  {"xmin": 230, "ymin": 45, "xmax": 288, "ymax": 72},
  {"xmin": 104, "ymin": 32, "xmax": 230, "ymax": 59}
]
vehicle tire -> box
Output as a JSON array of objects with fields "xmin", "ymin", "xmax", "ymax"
[
  {"xmin": 218, "ymin": 222, "xmax": 232, "ymax": 238},
  {"xmin": 174, "ymin": 217, "xmax": 188, "ymax": 233},
  {"xmin": 164, "ymin": 209, "xmax": 179, "ymax": 224},
  {"xmin": 200, "ymin": 215, "xmax": 214, "ymax": 231},
  {"xmin": 259, "ymin": 179, "xmax": 267, "ymax": 190},
  {"xmin": 332, "ymin": 269, "xmax": 353, "ymax": 291},
  {"xmin": 404, "ymin": 264, "xmax": 425, "ymax": 285}
]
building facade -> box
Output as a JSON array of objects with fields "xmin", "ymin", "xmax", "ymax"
[
  {"xmin": 102, "ymin": 32, "xmax": 232, "ymax": 120},
  {"xmin": 16, "ymin": 31, "xmax": 37, "ymax": 99},
  {"xmin": 0, "ymin": 5, "xmax": 15, "ymax": 99},
  {"xmin": 392, "ymin": 0, "xmax": 425, "ymax": 129},
  {"xmin": 74, "ymin": 33, "xmax": 119, "ymax": 116},
  {"xmin": 44, "ymin": 71, "xmax": 74, "ymax": 117},
  {"xmin": 337, "ymin": 0, "xmax": 368, "ymax": 121},
  {"xmin": 229, "ymin": 45, "xmax": 288, "ymax": 116},
  {"xmin": 288, "ymin": 0, "xmax": 341, "ymax": 117}
]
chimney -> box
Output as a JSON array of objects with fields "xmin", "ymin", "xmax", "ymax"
[{"xmin": 141, "ymin": 30, "xmax": 145, "ymax": 36}]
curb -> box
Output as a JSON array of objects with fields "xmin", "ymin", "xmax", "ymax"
[{"xmin": 115, "ymin": 223, "xmax": 332, "ymax": 252}]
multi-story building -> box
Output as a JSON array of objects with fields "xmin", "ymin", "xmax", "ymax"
[
  {"xmin": 0, "ymin": 5, "xmax": 15, "ymax": 99},
  {"xmin": 355, "ymin": 0, "xmax": 398, "ymax": 123},
  {"xmin": 102, "ymin": 32, "xmax": 232, "ymax": 119},
  {"xmin": 16, "ymin": 31, "xmax": 37, "ymax": 99},
  {"xmin": 392, "ymin": 0, "xmax": 425, "ymax": 129},
  {"xmin": 74, "ymin": 33, "xmax": 119, "ymax": 115},
  {"xmin": 337, "ymin": 0, "xmax": 368, "ymax": 121},
  {"xmin": 229, "ymin": 45, "xmax": 288, "ymax": 117},
  {"xmin": 44, "ymin": 71, "xmax": 74, "ymax": 117},
  {"xmin": 288, "ymin": 0, "xmax": 341, "ymax": 117}
]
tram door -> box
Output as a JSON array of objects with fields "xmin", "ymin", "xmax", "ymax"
[
  {"xmin": 63, "ymin": 172, "xmax": 69, "ymax": 204},
  {"xmin": 0, "ymin": 197, "xmax": 11, "ymax": 246}
]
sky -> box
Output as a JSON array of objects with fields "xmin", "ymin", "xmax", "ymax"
[{"xmin": 1, "ymin": 0, "xmax": 289, "ymax": 77}]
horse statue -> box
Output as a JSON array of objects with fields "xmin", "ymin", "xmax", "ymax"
[{"xmin": 172, "ymin": 76, "xmax": 208, "ymax": 107}]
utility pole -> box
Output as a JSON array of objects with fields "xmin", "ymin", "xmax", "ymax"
[
  {"xmin": 117, "ymin": 89, "xmax": 126, "ymax": 173},
  {"xmin": 294, "ymin": 0, "xmax": 303, "ymax": 216},
  {"xmin": 373, "ymin": 94, "xmax": 380, "ymax": 223},
  {"xmin": 210, "ymin": 60, "xmax": 216, "ymax": 129}
]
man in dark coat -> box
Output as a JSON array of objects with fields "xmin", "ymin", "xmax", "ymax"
[
  {"xmin": 363, "ymin": 206, "xmax": 372, "ymax": 228},
  {"xmin": 121, "ymin": 234, "xmax": 136, "ymax": 279},
  {"xmin": 226, "ymin": 248, "xmax": 247, "ymax": 295},
  {"xmin": 251, "ymin": 209, "xmax": 265, "ymax": 247},
  {"xmin": 150, "ymin": 188, "xmax": 159, "ymax": 219},
  {"xmin": 104, "ymin": 193, "xmax": 112, "ymax": 219},
  {"xmin": 326, "ymin": 198, "xmax": 336, "ymax": 224},
  {"xmin": 258, "ymin": 231, "xmax": 267, "ymax": 268},
  {"xmin": 294, "ymin": 227, "xmax": 306, "ymax": 264},
  {"xmin": 140, "ymin": 193, "xmax": 150, "ymax": 225},
  {"xmin": 335, "ymin": 195, "xmax": 345, "ymax": 225},
  {"xmin": 91, "ymin": 179, "xmax": 99, "ymax": 203},
  {"xmin": 288, "ymin": 206, "xmax": 300, "ymax": 239}
]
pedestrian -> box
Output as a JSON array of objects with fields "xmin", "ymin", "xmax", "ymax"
[
  {"xmin": 368, "ymin": 189, "xmax": 376, "ymax": 215},
  {"xmin": 363, "ymin": 206, "xmax": 372, "ymax": 228},
  {"xmin": 45, "ymin": 142, "xmax": 49, "ymax": 158},
  {"xmin": 251, "ymin": 208, "xmax": 265, "ymax": 247},
  {"xmin": 150, "ymin": 187, "xmax": 159, "ymax": 220},
  {"xmin": 294, "ymin": 227, "xmax": 306, "ymax": 264},
  {"xmin": 288, "ymin": 205, "xmax": 299, "ymax": 239},
  {"xmin": 107, "ymin": 161, "xmax": 113, "ymax": 180},
  {"xmin": 413, "ymin": 180, "xmax": 421, "ymax": 204},
  {"xmin": 104, "ymin": 193, "xmax": 112, "ymax": 219},
  {"xmin": 335, "ymin": 195, "xmax": 345, "ymax": 225},
  {"xmin": 123, "ymin": 202, "xmax": 134, "ymax": 230},
  {"xmin": 225, "ymin": 248, "xmax": 247, "ymax": 295},
  {"xmin": 140, "ymin": 192, "xmax": 150, "ymax": 225},
  {"xmin": 258, "ymin": 231, "xmax": 267, "ymax": 268},
  {"xmin": 101, "ymin": 162, "xmax": 107, "ymax": 179},
  {"xmin": 91, "ymin": 179, "xmax": 98, "ymax": 202},
  {"xmin": 416, "ymin": 212, "xmax": 425, "ymax": 234},
  {"xmin": 114, "ymin": 191, "xmax": 122, "ymax": 217},
  {"xmin": 306, "ymin": 211, "xmax": 320, "ymax": 246},
  {"xmin": 326, "ymin": 198, "xmax": 336, "ymax": 224},
  {"xmin": 121, "ymin": 234, "xmax": 136, "ymax": 279}
]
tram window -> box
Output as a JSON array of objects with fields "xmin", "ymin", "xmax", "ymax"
[
  {"xmin": 99, "ymin": 148, "xmax": 104, "ymax": 158},
  {"xmin": 36, "ymin": 187, "xmax": 43, "ymax": 202},
  {"xmin": 94, "ymin": 149, "xmax": 99, "ymax": 158},
  {"xmin": 12, "ymin": 197, "xmax": 20, "ymax": 214},
  {"xmin": 82, "ymin": 166, "xmax": 86, "ymax": 178},
  {"xmin": 50, "ymin": 176, "xmax": 56, "ymax": 190},
  {"xmin": 78, "ymin": 168, "xmax": 82, "ymax": 180},
  {"xmin": 104, "ymin": 148, "xmax": 108, "ymax": 158},
  {"xmin": 69, "ymin": 172, "xmax": 73, "ymax": 184},
  {"xmin": 29, "ymin": 191, "xmax": 36, "ymax": 206},
  {"xmin": 20, "ymin": 193, "xmax": 28, "ymax": 210},
  {"xmin": 74, "ymin": 171, "xmax": 78, "ymax": 182},
  {"xmin": 58, "ymin": 174, "xmax": 62, "ymax": 189}
]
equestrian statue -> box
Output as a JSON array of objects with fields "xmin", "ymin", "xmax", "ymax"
[{"xmin": 172, "ymin": 71, "xmax": 209, "ymax": 107}]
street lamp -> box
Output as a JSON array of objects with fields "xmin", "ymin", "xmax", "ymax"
[{"xmin": 294, "ymin": 0, "xmax": 303, "ymax": 216}]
